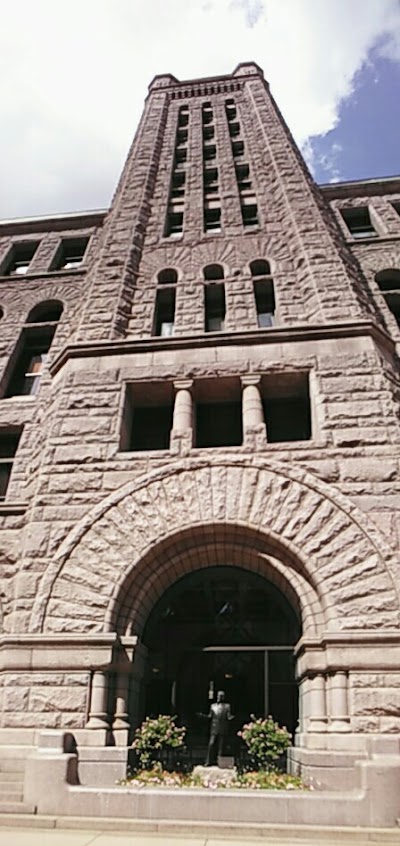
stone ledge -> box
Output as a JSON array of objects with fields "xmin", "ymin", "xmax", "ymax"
[{"xmin": 49, "ymin": 320, "xmax": 395, "ymax": 376}]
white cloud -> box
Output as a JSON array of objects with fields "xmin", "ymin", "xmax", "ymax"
[{"xmin": 0, "ymin": 0, "xmax": 399, "ymax": 216}]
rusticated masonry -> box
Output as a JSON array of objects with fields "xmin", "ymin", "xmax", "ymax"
[{"xmin": 31, "ymin": 457, "xmax": 400, "ymax": 634}]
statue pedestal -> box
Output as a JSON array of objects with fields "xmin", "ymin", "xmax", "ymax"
[
  {"xmin": 193, "ymin": 765, "xmax": 237, "ymax": 786},
  {"xmin": 218, "ymin": 755, "xmax": 235, "ymax": 769}
]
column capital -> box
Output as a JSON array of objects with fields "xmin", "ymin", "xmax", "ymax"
[
  {"xmin": 241, "ymin": 374, "xmax": 262, "ymax": 388},
  {"xmin": 173, "ymin": 379, "xmax": 194, "ymax": 392}
]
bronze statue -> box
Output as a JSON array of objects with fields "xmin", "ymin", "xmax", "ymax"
[{"xmin": 204, "ymin": 690, "xmax": 234, "ymax": 766}]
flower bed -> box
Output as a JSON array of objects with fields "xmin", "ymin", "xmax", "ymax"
[{"xmin": 119, "ymin": 764, "xmax": 305, "ymax": 791}]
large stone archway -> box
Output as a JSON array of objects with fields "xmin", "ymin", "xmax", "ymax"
[{"xmin": 31, "ymin": 456, "xmax": 400, "ymax": 634}]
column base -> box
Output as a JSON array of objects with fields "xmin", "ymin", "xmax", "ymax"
[{"xmin": 85, "ymin": 716, "xmax": 110, "ymax": 730}]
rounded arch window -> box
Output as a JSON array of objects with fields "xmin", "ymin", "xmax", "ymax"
[
  {"xmin": 26, "ymin": 300, "xmax": 63, "ymax": 324},
  {"xmin": 250, "ymin": 259, "xmax": 271, "ymax": 277},
  {"xmin": 203, "ymin": 264, "xmax": 224, "ymax": 281},
  {"xmin": 375, "ymin": 269, "xmax": 400, "ymax": 292},
  {"xmin": 157, "ymin": 268, "xmax": 178, "ymax": 285}
]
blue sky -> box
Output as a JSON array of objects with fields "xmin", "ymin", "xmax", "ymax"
[
  {"xmin": 0, "ymin": 0, "xmax": 399, "ymax": 217},
  {"xmin": 310, "ymin": 51, "xmax": 400, "ymax": 184}
]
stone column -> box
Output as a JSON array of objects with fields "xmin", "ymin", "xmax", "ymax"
[
  {"xmin": 308, "ymin": 674, "xmax": 327, "ymax": 733},
  {"xmin": 328, "ymin": 672, "xmax": 351, "ymax": 732},
  {"xmin": 112, "ymin": 673, "xmax": 130, "ymax": 731},
  {"xmin": 170, "ymin": 379, "xmax": 194, "ymax": 455},
  {"xmin": 85, "ymin": 670, "xmax": 109, "ymax": 729},
  {"xmin": 241, "ymin": 375, "xmax": 267, "ymax": 448}
]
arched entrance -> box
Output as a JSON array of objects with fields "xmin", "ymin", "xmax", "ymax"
[{"xmin": 139, "ymin": 565, "xmax": 301, "ymax": 755}]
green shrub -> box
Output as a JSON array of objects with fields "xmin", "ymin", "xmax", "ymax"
[
  {"xmin": 132, "ymin": 715, "xmax": 186, "ymax": 770},
  {"xmin": 238, "ymin": 715, "xmax": 291, "ymax": 771}
]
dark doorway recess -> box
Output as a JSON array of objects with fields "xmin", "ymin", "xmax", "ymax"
[{"xmin": 139, "ymin": 565, "xmax": 301, "ymax": 757}]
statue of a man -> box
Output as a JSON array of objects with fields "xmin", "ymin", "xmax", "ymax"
[{"xmin": 205, "ymin": 690, "xmax": 234, "ymax": 766}]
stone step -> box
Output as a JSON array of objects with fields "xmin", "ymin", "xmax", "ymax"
[
  {"xmin": 0, "ymin": 760, "xmax": 25, "ymax": 773},
  {"xmin": 0, "ymin": 803, "xmax": 35, "ymax": 815},
  {"xmin": 0, "ymin": 815, "xmax": 400, "ymax": 841},
  {"xmin": 0, "ymin": 789, "xmax": 24, "ymax": 802},
  {"xmin": 0, "ymin": 773, "xmax": 23, "ymax": 784}
]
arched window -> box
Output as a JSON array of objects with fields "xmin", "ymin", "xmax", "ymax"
[
  {"xmin": 157, "ymin": 268, "xmax": 178, "ymax": 285},
  {"xmin": 4, "ymin": 300, "xmax": 63, "ymax": 397},
  {"xmin": 250, "ymin": 259, "xmax": 271, "ymax": 277},
  {"xmin": 26, "ymin": 300, "xmax": 63, "ymax": 323},
  {"xmin": 203, "ymin": 264, "xmax": 224, "ymax": 281},
  {"xmin": 375, "ymin": 268, "xmax": 400, "ymax": 329}
]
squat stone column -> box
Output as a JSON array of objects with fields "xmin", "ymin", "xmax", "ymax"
[
  {"xmin": 308, "ymin": 674, "xmax": 327, "ymax": 733},
  {"xmin": 241, "ymin": 375, "xmax": 266, "ymax": 447},
  {"xmin": 170, "ymin": 379, "xmax": 194, "ymax": 454},
  {"xmin": 86, "ymin": 670, "xmax": 109, "ymax": 729},
  {"xmin": 328, "ymin": 672, "xmax": 351, "ymax": 732},
  {"xmin": 112, "ymin": 673, "xmax": 130, "ymax": 731}
]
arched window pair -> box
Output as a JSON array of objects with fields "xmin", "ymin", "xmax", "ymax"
[
  {"xmin": 4, "ymin": 300, "xmax": 63, "ymax": 397},
  {"xmin": 375, "ymin": 269, "xmax": 400, "ymax": 329}
]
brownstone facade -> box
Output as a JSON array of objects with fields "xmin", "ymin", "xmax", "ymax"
[{"xmin": 1, "ymin": 62, "xmax": 400, "ymax": 786}]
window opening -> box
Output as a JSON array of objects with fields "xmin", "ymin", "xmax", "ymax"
[
  {"xmin": 375, "ymin": 269, "xmax": 400, "ymax": 292},
  {"xmin": 203, "ymin": 145, "xmax": 217, "ymax": 162},
  {"xmin": 205, "ymin": 283, "xmax": 225, "ymax": 331},
  {"xmin": 165, "ymin": 210, "xmax": 183, "ymax": 238},
  {"xmin": 341, "ymin": 207, "xmax": 377, "ymax": 239},
  {"xmin": 204, "ymin": 206, "xmax": 221, "ymax": 233},
  {"xmin": 254, "ymin": 279, "xmax": 275, "ymax": 327},
  {"xmin": 242, "ymin": 203, "xmax": 259, "ymax": 227},
  {"xmin": 203, "ymin": 264, "xmax": 224, "ymax": 281},
  {"xmin": 122, "ymin": 384, "xmax": 174, "ymax": 452},
  {"xmin": 52, "ymin": 237, "xmax": 89, "ymax": 270},
  {"xmin": 158, "ymin": 268, "xmax": 178, "ymax": 285},
  {"xmin": 154, "ymin": 288, "xmax": 176, "ymax": 336},
  {"xmin": 3, "ymin": 241, "xmax": 39, "ymax": 276},
  {"xmin": 262, "ymin": 374, "xmax": 311, "ymax": 442},
  {"xmin": 229, "ymin": 122, "xmax": 240, "ymax": 138},
  {"xmin": 0, "ymin": 430, "xmax": 22, "ymax": 500},
  {"xmin": 232, "ymin": 140, "xmax": 244, "ymax": 158},
  {"xmin": 250, "ymin": 259, "xmax": 271, "ymax": 277}
]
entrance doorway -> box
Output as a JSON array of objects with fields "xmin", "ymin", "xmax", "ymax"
[{"xmin": 138, "ymin": 565, "xmax": 301, "ymax": 753}]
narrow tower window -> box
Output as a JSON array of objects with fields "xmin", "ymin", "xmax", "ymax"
[
  {"xmin": 0, "ymin": 430, "xmax": 22, "ymax": 500},
  {"xmin": 375, "ymin": 269, "xmax": 400, "ymax": 329},
  {"xmin": 51, "ymin": 237, "xmax": 89, "ymax": 271},
  {"xmin": 262, "ymin": 374, "xmax": 311, "ymax": 442},
  {"xmin": 2, "ymin": 241, "xmax": 40, "ymax": 276},
  {"xmin": 203, "ymin": 264, "xmax": 224, "ymax": 281},
  {"xmin": 4, "ymin": 301, "xmax": 63, "ymax": 398},
  {"xmin": 204, "ymin": 283, "xmax": 225, "ymax": 331},
  {"xmin": 154, "ymin": 288, "xmax": 176, "ymax": 336}
]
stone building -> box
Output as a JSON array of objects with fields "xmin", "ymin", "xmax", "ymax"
[{"xmin": 0, "ymin": 61, "xmax": 400, "ymax": 787}]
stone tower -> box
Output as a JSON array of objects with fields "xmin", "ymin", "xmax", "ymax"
[{"xmin": 1, "ymin": 63, "xmax": 400, "ymax": 789}]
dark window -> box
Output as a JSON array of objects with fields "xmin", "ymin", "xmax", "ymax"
[
  {"xmin": 121, "ymin": 384, "xmax": 174, "ymax": 452},
  {"xmin": 165, "ymin": 210, "xmax": 183, "ymax": 237},
  {"xmin": 254, "ymin": 279, "xmax": 275, "ymax": 327},
  {"xmin": 242, "ymin": 203, "xmax": 259, "ymax": 227},
  {"xmin": 175, "ymin": 148, "xmax": 187, "ymax": 166},
  {"xmin": 341, "ymin": 207, "xmax": 377, "ymax": 239},
  {"xmin": 232, "ymin": 140, "xmax": 244, "ymax": 158},
  {"xmin": 178, "ymin": 108, "xmax": 189, "ymax": 128},
  {"xmin": 0, "ymin": 430, "xmax": 22, "ymax": 500},
  {"xmin": 391, "ymin": 203, "xmax": 400, "ymax": 218},
  {"xmin": 154, "ymin": 288, "xmax": 175, "ymax": 336},
  {"xmin": 262, "ymin": 374, "xmax": 311, "ymax": 443},
  {"xmin": 204, "ymin": 206, "xmax": 221, "ymax": 233},
  {"xmin": 51, "ymin": 237, "xmax": 89, "ymax": 271},
  {"xmin": 250, "ymin": 259, "xmax": 271, "ymax": 276},
  {"xmin": 229, "ymin": 122, "xmax": 240, "ymax": 138},
  {"xmin": 129, "ymin": 405, "xmax": 172, "ymax": 451},
  {"xmin": 203, "ymin": 126, "xmax": 215, "ymax": 141},
  {"xmin": 196, "ymin": 401, "xmax": 242, "ymax": 447},
  {"xmin": 5, "ymin": 330, "xmax": 55, "ymax": 397},
  {"xmin": 375, "ymin": 269, "xmax": 400, "ymax": 292},
  {"xmin": 27, "ymin": 300, "xmax": 63, "ymax": 323},
  {"xmin": 205, "ymin": 283, "xmax": 225, "ymax": 331},
  {"xmin": 202, "ymin": 103, "xmax": 213, "ymax": 125},
  {"xmin": 236, "ymin": 163, "xmax": 252, "ymax": 191},
  {"xmin": 171, "ymin": 171, "xmax": 186, "ymax": 199},
  {"xmin": 203, "ymin": 264, "xmax": 224, "ymax": 281},
  {"xmin": 0, "ymin": 306, "xmax": 3, "ymax": 320},
  {"xmin": 225, "ymin": 100, "xmax": 237, "ymax": 121},
  {"xmin": 204, "ymin": 168, "xmax": 219, "ymax": 195},
  {"xmin": 176, "ymin": 129, "xmax": 188, "ymax": 146},
  {"xmin": 2, "ymin": 241, "xmax": 39, "ymax": 276},
  {"xmin": 385, "ymin": 294, "xmax": 400, "ymax": 328},
  {"xmin": 203, "ymin": 145, "xmax": 217, "ymax": 162},
  {"xmin": 158, "ymin": 268, "xmax": 178, "ymax": 285}
]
